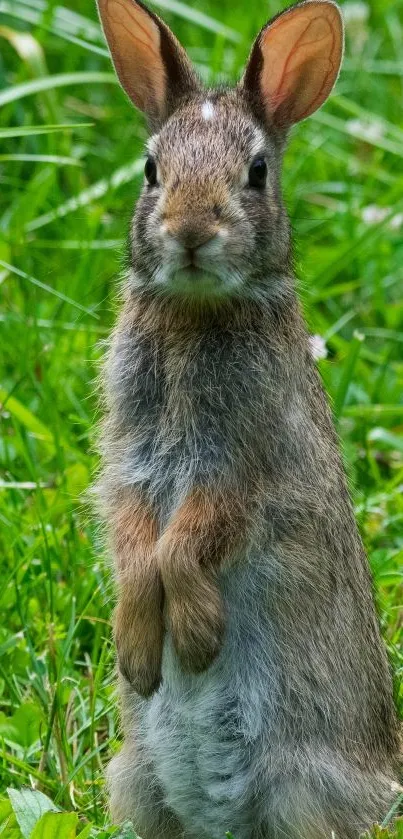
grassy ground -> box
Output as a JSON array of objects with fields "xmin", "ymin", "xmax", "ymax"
[{"xmin": 0, "ymin": 0, "xmax": 402, "ymax": 835}]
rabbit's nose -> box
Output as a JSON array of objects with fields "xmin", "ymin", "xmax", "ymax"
[
  {"xmin": 185, "ymin": 245, "xmax": 206, "ymax": 267},
  {"xmin": 163, "ymin": 214, "xmax": 219, "ymax": 251},
  {"xmin": 177, "ymin": 226, "xmax": 217, "ymax": 250}
]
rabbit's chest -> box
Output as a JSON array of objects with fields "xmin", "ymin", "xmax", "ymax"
[{"xmin": 121, "ymin": 333, "xmax": 268, "ymax": 501}]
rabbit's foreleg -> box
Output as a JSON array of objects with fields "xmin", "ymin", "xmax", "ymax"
[
  {"xmin": 156, "ymin": 485, "xmax": 247, "ymax": 673},
  {"xmin": 110, "ymin": 488, "xmax": 163, "ymax": 696}
]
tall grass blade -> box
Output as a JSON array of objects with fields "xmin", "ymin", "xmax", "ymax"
[
  {"xmin": 0, "ymin": 260, "xmax": 99, "ymax": 318},
  {"xmin": 0, "ymin": 72, "xmax": 116, "ymax": 107},
  {"xmin": 26, "ymin": 159, "xmax": 144, "ymax": 232},
  {"xmin": 0, "ymin": 124, "xmax": 92, "ymax": 138}
]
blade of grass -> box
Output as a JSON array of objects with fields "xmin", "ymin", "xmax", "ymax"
[
  {"xmin": 313, "ymin": 111, "xmax": 403, "ymax": 158},
  {"xmin": 149, "ymin": 0, "xmax": 241, "ymax": 41},
  {"xmin": 0, "ymin": 124, "xmax": 92, "ymax": 139},
  {"xmin": 333, "ymin": 332, "xmax": 365, "ymax": 420},
  {"xmin": 368, "ymin": 429, "xmax": 403, "ymax": 456},
  {"xmin": 0, "ymin": 3, "xmax": 109, "ymax": 56},
  {"xmin": 26, "ymin": 158, "xmax": 143, "ymax": 232},
  {"xmin": 312, "ymin": 196, "xmax": 403, "ymax": 290},
  {"xmin": 15, "ymin": 0, "xmax": 242, "ymax": 42},
  {"xmin": 0, "ymin": 72, "xmax": 116, "ymax": 107},
  {"xmin": 360, "ymin": 328, "xmax": 403, "ymax": 344},
  {"xmin": 0, "ymin": 260, "xmax": 99, "ymax": 318},
  {"xmin": 0, "ymin": 388, "xmax": 54, "ymax": 447},
  {"xmin": 2, "ymin": 0, "xmax": 102, "ymax": 40},
  {"xmin": 344, "ymin": 405, "xmax": 403, "ymax": 418},
  {"xmin": 0, "ymin": 25, "xmax": 46, "ymax": 74},
  {"xmin": 334, "ymin": 94, "xmax": 403, "ymax": 145},
  {"xmin": 26, "ymin": 239, "xmax": 123, "ymax": 249},
  {"xmin": 0, "ymin": 154, "xmax": 82, "ymax": 165}
]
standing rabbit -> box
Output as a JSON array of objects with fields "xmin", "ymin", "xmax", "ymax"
[{"xmin": 96, "ymin": 0, "xmax": 400, "ymax": 836}]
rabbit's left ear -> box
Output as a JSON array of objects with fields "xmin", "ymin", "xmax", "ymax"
[
  {"xmin": 242, "ymin": 0, "xmax": 343, "ymax": 128},
  {"xmin": 97, "ymin": 0, "xmax": 199, "ymax": 128}
]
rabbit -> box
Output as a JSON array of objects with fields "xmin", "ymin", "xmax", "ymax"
[{"xmin": 95, "ymin": 0, "xmax": 400, "ymax": 837}]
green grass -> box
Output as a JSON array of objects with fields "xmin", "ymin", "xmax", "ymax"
[{"xmin": 0, "ymin": 0, "xmax": 402, "ymax": 835}]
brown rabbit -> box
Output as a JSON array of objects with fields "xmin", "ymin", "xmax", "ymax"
[{"xmin": 95, "ymin": 1, "xmax": 400, "ymax": 836}]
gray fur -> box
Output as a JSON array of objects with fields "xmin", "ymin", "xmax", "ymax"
[
  {"xmin": 103, "ymin": 296, "xmax": 399, "ymax": 837},
  {"xmin": 96, "ymin": 2, "xmax": 400, "ymax": 836}
]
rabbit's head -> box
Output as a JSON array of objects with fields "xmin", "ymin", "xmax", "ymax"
[{"xmin": 97, "ymin": 0, "xmax": 343, "ymax": 302}]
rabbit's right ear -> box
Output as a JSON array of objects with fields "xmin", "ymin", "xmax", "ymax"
[
  {"xmin": 242, "ymin": 0, "xmax": 344, "ymax": 129},
  {"xmin": 97, "ymin": 0, "xmax": 199, "ymax": 128}
]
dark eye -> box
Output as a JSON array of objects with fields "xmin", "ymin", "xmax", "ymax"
[
  {"xmin": 248, "ymin": 157, "xmax": 267, "ymax": 189},
  {"xmin": 144, "ymin": 155, "xmax": 158, "ymax": 186}
]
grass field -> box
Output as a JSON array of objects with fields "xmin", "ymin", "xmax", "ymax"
[{"xmin": 0, "ymin": 0, "xmax": 402, "ymax": 835}]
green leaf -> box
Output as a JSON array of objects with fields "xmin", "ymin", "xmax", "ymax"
[
  {"xmin": 0, "ymin": 713, "xmax": 20, "ymax": 743},
  {"xmin": 31, "ymin": 813, "xmax": 78, "ymax": 839},
  {"xmin": 0, "ymin": 799, "xmax": 13, "ymax": 827},
  {"xmin": 112, "ymin": 823, "xmax": 140, "ymax": 839},
  {"xmin": 0, "ymin": 632, "xmax": 24, "ymax": 658},
  {"xmin": 75, "ymin": 824, "xmax": 92, "ymax": 839},
  {"xmin": 0, "ymin": 797, "xmax": 15, "ymax": 830},
  {"xmin": 0, "ymin": 388, "xmax": 55, "ymax": 447},
  {"xmin": 0, "ymin": 0, "xmax": 104, "ymax": 42},
  {"xmin": 0, "ymin": 796, "xmax": 22, "ymax": 839},
  {"xmin": 7, "ymin": 790, "xmax": 58, "ymax": 839},
  {"xmin": 8, "ymin": 704, "xmax": 42, "ymax": 749},
  {"xmin": 344, "ymin": 405, "xmax": 403, "ymax": 418}
]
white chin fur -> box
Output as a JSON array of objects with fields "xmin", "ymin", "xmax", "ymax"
[
  {"xmin": 168, "ymin": 269, "xmax": 231, "ymax": 297},
  {"xmin": 153, "ymin": 265, "xmax": 241, "ymax": 298}
]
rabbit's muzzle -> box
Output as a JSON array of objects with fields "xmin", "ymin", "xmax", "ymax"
[
  {"xmin": 152, "ymin": 178, "xmax": 239, "ymax": 293},
  {"xmin": 157, "ymin": 215, "xmax": 232, "ymax": 295},
  {"xmin": 162, "ymin": 221, "xmax": 220, "ymax": 270}
]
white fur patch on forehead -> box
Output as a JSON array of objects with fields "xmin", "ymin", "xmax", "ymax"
[
  {"xmin": 146, "ymin": 134, "xmax": 159, "ymax": 156},
  {"xmin": 201, "ymin": 101, "xmax": 215, "ymax": 121},
  {"xmin": 249, "ymin": 126, "xmax": 267, "ymax": 158}
]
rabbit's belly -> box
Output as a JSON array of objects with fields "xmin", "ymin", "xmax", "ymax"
[
  {"xmin": 142, "ymin": 559, "xmax": 278, "ymax": 837},
  {"xmin": 144, "ymin": 669, "xmax": 258, "ymax": 837}
]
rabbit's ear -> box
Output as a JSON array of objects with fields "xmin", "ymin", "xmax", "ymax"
[
  {"xmin": 242, "ymin": 0, "xmax": 343, "ymax": 128},
  {"xmin": 97, "ymin": 0, "xmax": 199, "ymax": 127}
]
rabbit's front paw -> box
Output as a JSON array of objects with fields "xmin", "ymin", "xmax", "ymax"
[
  {"xmin": 115, "ymin": 599, "xmax": 163, "ymax": 697},
  {"xmin": 167, "ymin": 578, "xmax": 225, "ymax": 673}
]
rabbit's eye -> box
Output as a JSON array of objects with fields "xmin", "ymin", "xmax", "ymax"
[
  {"xmin": 144, "ymin": 156, "xmax": 158, "ymax": 186},
  {"xmin": 248, "ymin": 157, "xmax": 267, "ymax": 189}
]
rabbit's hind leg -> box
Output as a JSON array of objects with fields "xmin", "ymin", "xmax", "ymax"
[
  {"xmin": 107, "ymin": 742, "xmax": 185, "ymax": 839},
  {"xmin": 256, "ymin": 748, "xmax": 396, "ymax": 839}
]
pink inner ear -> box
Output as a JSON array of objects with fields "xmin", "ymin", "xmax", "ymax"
[
  {"xmin": 260, "ymin": 3, "xmax": 343, "ymax": 126},
  {"xmin": 98, "ymin": 0, "xmax": 167, "ymax": 115},
  {"xmin": 112, "ymin": 0, "xmax": 159, "ymax": 51}
]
